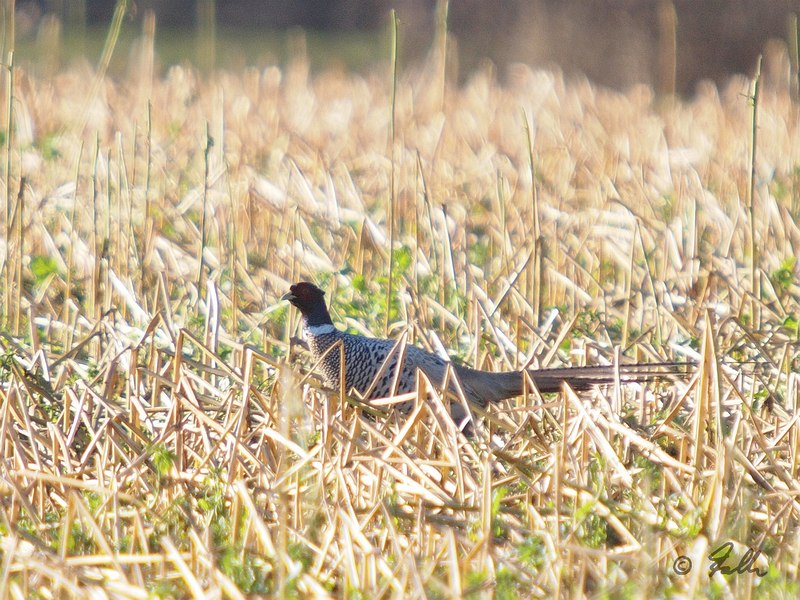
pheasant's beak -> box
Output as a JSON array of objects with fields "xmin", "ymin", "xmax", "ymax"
[{"xmin": 281, "ymin": 291, "xmax": 297, "ymax": 303}]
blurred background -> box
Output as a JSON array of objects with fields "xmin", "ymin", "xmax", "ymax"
[{"xmin": 6, "ymin": 0, "xmax": 800, "ymax": 94}]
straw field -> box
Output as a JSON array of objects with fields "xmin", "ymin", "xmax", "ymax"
[{"xmin": 0, "ymin": 22, "xmax": 798, "ymax": 599}]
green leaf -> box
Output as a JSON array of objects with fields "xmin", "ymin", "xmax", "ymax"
[
  {"xmin": 352, "ymin": 274, "xmax": 367, "ymax": 293},
  {"xmin": 393, "ymin": 245, "xmax": 412, "ymax": 276},
  {"xmin": 30, "ymin": 255, "xmax": 59, "ymax": 284},
  {"xmin": 151, "ymin": 444, "xmax": 175, "ymax": 476}
]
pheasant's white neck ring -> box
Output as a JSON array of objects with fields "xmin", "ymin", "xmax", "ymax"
[{"xmin": 305, "ymin": 324, "xmax": 336, "ymax": 336}]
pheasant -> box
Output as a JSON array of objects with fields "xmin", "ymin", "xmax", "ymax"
[{"xmin": 281, "ymin": 281, "xmax": 688, "ymax": 410}]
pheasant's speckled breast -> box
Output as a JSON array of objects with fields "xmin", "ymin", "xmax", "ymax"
[{"xmin": 305, "ymin": 329, "xmax": 449, "ymax": 399}]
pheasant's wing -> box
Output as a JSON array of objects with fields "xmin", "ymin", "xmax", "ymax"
[
  {"xmin": 402, "ymin": 347, "xmax": 514, "ymax": 406},
  {"xmin": 402, "ymin": 346, "xmax": 448, "ymax": 389}
]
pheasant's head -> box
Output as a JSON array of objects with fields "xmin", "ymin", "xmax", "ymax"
[{"xmin": 281, "ymin": 282, "xmax": 332, "ymax": 325}]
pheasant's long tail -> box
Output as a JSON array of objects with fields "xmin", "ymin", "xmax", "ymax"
[
  {"xmin": 528, "ymin": 361, "xmax": 693, "ymax": 393},
  {"xmin": 454, "ymin": 361, "xmax": 693, "ymax": 405}
]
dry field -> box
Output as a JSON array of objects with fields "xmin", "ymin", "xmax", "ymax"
[{"xmin": 0, "ymin": 28, "xmax": 799, "ymax": 599}]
